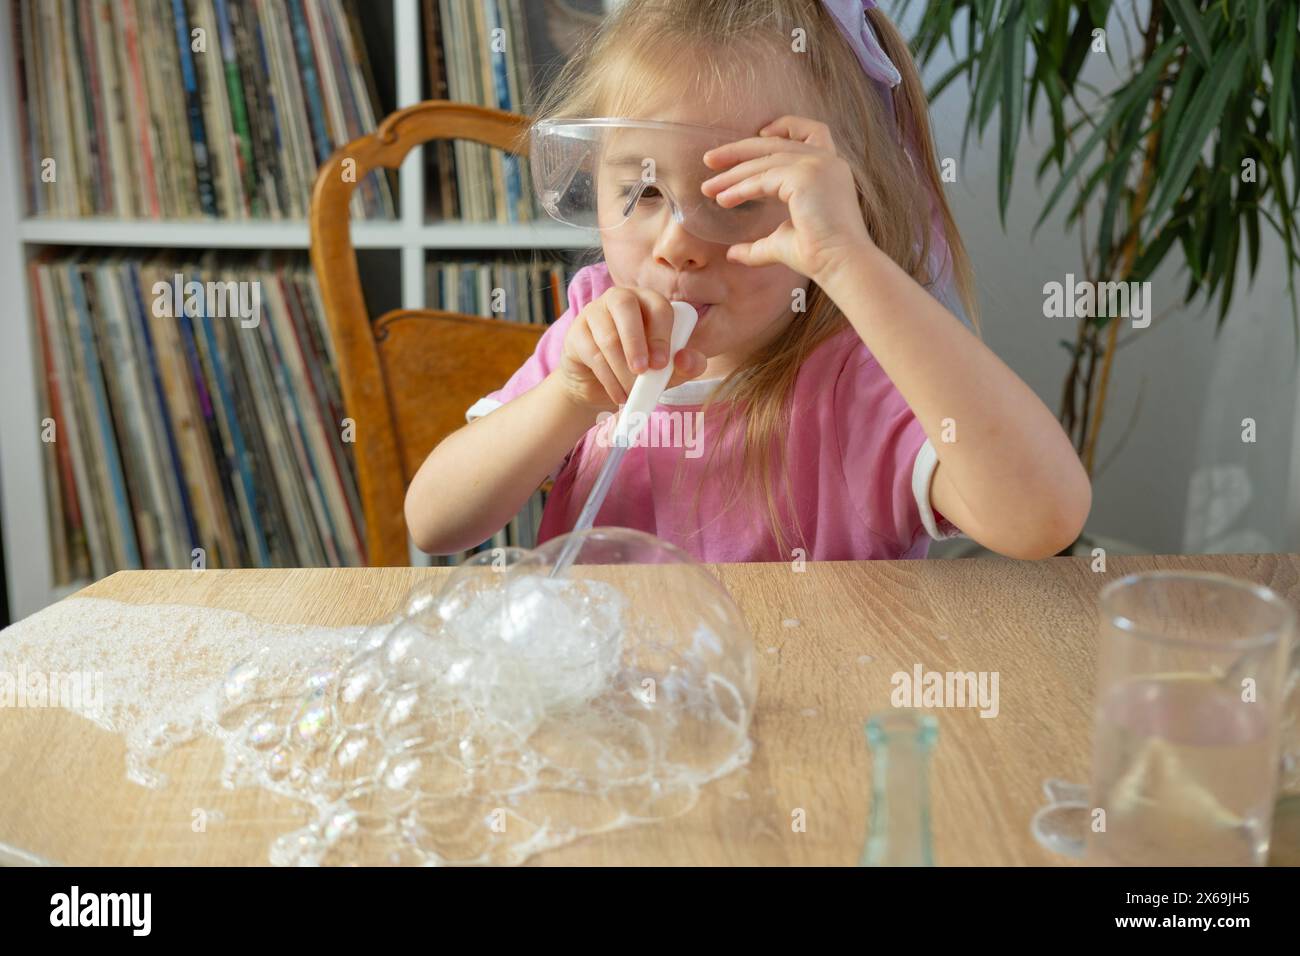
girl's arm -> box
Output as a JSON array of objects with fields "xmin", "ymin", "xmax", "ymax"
[
  {"xmin": 406, "ymin": 287, "xmax": 707, "ymax": 555},
  {"xmin": 699, "ymin": 113, "xmax": 1089, "ymax": 560},
  {"xmin": 405, "ymin": 372, "xmax": 598, "ymax": 554},
  {"xmin": 819, "ymin": 243, "xmax": 1092, "ymax": 560}
]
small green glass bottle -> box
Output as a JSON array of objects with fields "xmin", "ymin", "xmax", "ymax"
[{"xmin": 860, "ymin": 710, "xmax": 938, "ymax": 866}]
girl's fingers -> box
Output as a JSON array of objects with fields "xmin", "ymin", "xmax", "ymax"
[
  {"xmin": 727, "ymin": 220, "xmax": 792, "ymax": 267},
  {"xmin": 592, "ymin": 299, "xmax": 639, "ymax": 393},
  {"xmin": 585, "ymin": 288, "xmax": 691, "ymax": 399},
  {"xmin": 724, "ymin": 241, "xmax": 755, "ymax": 266},
  {"xmin": 701, "ymin": 133, "xmax": 819, "ymax": 171},
  {"xmin": 701, "ymin": 152, "xmax": 793, "ymax": 198},
  {"xmin": 609, "ymin": 291, "xmax": 652, "ymax": 374},
  {"xmin": 572, "ymin": 321, "xmax": 627, "ymax": 404},
  {"xmin": 758, "ymin": 115, "xmax": 838, "ymax": 152},
  {"xmin": 629, "ymin": 290, "xmax": 675, "ymax": 370},
  {"xmin": 714, "ymin": 163, "xmax": 801, "ymax": 207},
  {"xmin": 665, "ymin": 348, "xmax": 707, "ymax": 388}
]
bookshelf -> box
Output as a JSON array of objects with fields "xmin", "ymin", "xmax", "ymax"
[
  {"xmin": 0, "ymin": 0, "xmax": 605, "ymax": 621},
  {"xmin": 17, "ymin": 219, "xmax": 592, "ymax": 249}
]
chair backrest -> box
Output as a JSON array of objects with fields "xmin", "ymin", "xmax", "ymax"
[{"xmin": 311, "ymin": 101, "xmax": 546, "ymax": 567}]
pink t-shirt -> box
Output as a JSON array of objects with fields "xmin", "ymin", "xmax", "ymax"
[{"xmin": 466, "ymin": 262, "xmax": 964, "ymax": 562}]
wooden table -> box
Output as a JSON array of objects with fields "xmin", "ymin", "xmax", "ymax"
[{"xmin": 2, "ymin": 553, "xmax": 1297, "ymax": 866}]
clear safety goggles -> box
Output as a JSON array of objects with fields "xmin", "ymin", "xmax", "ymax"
[{"xmin": 529, "ymin": 117, "xmax": 790, "ymax": 246}]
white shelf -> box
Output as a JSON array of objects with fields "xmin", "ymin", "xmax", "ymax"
[{"xmin": 18, "ymin": 218, "xmax": 599, "ymax": 250}]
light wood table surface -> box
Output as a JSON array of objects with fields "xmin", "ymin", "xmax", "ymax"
[{"xmin": 2, "ymin": 553, "xmax": 1297, "ymax": 866}]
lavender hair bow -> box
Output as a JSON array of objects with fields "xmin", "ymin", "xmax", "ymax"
[{"xmin": 821, "ymin": 0, "xmax": 902, "ymax": 91}]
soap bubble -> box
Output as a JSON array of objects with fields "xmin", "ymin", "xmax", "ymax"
[{"xmin": 156, "ymin": 528, "xmax": 757, "ymax": 865}]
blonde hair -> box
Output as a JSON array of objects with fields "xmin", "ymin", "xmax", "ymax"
[{"xmin": 521, "ymin": 0, "xmax": 980, "ymax": 557}]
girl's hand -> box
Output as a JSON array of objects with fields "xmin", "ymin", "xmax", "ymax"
[
  {"xmin": 556, "ymin": 286, "xmax": 708, "ymax": 412},
  {"xmin": 700, "ymin": 114, "xmax": 876, "ymax": 286}
]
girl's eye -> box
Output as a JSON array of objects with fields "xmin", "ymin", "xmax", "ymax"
[{"xmin": 619, "ymin": 184, "xmax": 662, "ymax": 200}]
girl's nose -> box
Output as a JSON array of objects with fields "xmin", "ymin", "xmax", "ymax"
[{"xmin": 652, "ymin": 214, "xmax": 711, "ymax": 272}]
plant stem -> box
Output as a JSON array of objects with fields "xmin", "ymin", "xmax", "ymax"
[{"xmin": 1081, "ymin": 3, "xmax": 1170, "ymax": 474}]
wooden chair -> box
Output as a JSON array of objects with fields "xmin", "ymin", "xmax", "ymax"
[{"xmin": 310, "ymin": 101, "xmax": 547, "ymax": 567}]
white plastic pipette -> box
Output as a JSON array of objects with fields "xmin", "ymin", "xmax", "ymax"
[{"xmin": 548, "ymin": 301, "xmax": 699, "ymax": 578}]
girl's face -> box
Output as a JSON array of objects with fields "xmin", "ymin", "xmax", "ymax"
[{"xmin": 598, "ymin": 89, "xmax": 811, "ymax": 380}]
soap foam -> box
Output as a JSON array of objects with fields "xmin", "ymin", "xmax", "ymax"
[{"xmin": 1, "ymin": 536, "xmax": 756, "ymax": 865}]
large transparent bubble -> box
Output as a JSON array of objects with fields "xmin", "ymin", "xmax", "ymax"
[{"xmin": 193, "ymin": 528, "xmax": 757, "ymax": 865}]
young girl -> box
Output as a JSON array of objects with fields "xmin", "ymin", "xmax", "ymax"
[{"xmin": 406, "ymin": 0, "xmax": 1091, "ymax": 563}]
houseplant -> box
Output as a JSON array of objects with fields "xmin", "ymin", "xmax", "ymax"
[{"xmin": 901, "ymin": 0, "xmax": 1300, "ymax": 555}]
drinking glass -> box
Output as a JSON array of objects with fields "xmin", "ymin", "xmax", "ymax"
[{"xmin": 1086, "ymin": 571, "xmax": 1295, "ymax": 866}]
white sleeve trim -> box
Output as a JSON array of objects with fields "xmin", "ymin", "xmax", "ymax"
[
  {"xmin": 912, "ymin": 437, "xmax": 965, "ymax": 541},
  {"xmin": 466, "ymin": 396, "xmax": 503, "ymax": 423}
]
